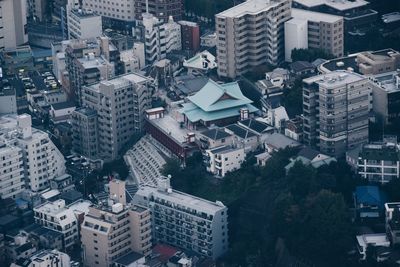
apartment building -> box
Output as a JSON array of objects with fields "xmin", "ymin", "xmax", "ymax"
[
  {"xmin": 0, "ymin": 0, "xmax": 28, "ymax": 51},
  {"xmin": 133, "ymin": 176, "xmax": 229, "ymax": 259},
  {"xmin": 347, "ymin": 141, "xmax": 400, "ymax": 184},
  {"xmin": 0, "ymin": 140, "xmax": 24, "ymax": 199},
  {"xmin": 138, "ymin": 13, "xmax": 181, "ymax": 65},
  {"xmin": 0, "ymin": 114, "xmax": 66, "ymax": 192},
  {"xmin": 285, "ymin": 8, "xmax": 344, "ymax": 61},
  {"xmin": 81, "ymin": 180, "xmax": 151, "ymax": 267},
  {"xmin": 82, "ymin": 0, "xmax": 136, "ymax": 30},
  {"xmin": 65, "ymin": 38, "xmax": 117, "ymax": 104},
  {"xmin": 81, "ymin": 73, "xmax": 152, "ymax": 162},
  {"xmin": 71, "ymin": 108, "xmax": 99, "ymax": 160},
  {"xmin": 67, "ymin": 8, "xmax": 103, "ymax": 40},
  {"xmin": 303, "ymin": 71, "xmax": 371, "ymax": 157},
  {"xmin": 215, "ymin": 0, "xmax": 291, "ymax": 79},
  {"xmin": 292, "ymin": 0, "xmax": 377, "ymax": 32},
  {"xmin": 205, "ymin": 146, "xmax": 245, "ymax": 177},
  {"xmin": 23, "ymin": 249, "xmax": 71, "ymax": 267},
  {"xmin": 134, "ymin": 0, "xmax": 184, "ymax": 22},
  {"xmin": 34, "ymin": 199, "xmax": 91, "ymax": 250},
  {"xmin": 178, "ymin": 21, "xmax": 200, "ymax": 52}
]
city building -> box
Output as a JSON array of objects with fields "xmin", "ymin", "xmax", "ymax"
[
  {"xmin": 0, "ymin": 140, "xmax": 24, "ymax": 199},
  {"xmin": 285, "ymin": 8, "xmax": 344, "ymax": 62},
  {"xmin": 0, "ymin": 88, "xmax": 17, "ymax": 115},
  {"xmin": 65, "ymin": 38, "xmax": 118, "ymax": 103},
  {"xmin": 178, "ymin": 21, "xmax": 200, "ymax": 52},
  {"xmin": 81, "ymin": 180, "xmax": 151, "ymax": 267},
  {"xmin": 82, "ymin": 0, "xmax": 136, "ymax": 31},
  {"xmin": 303, "ymin": 71, "xmax": 371, "ymax": 157},
  {"xmin": 0, "ymin": 0, "xmax": 28, "ymax": 50},
  {"xmin": 385, "ymin": 202, "xmax": 400, "ymax": 245},
  {"xmin": 318, "ymin": 49, "xmax": 400, "ymax": 125},
  {"xmin": 215, "ymin": 0, "xmax": 291, "ymax": 79},
  {"xmin": 15, "ymin": 249, "xmax": 72, "ymax": 267},
  {"xmin": 144, "ymin": 107, "xmax": 199, "ymax": 161},
  {"xmin": 34, "ymin": 199, "xmax": 91, "ymax": 250},
  {"xmin": 120, "ymin": 44, "xmax": 146, "ymax": 73},
  {"xmin": 183, "ymin": 51, "xmax": 217, "ymax": 75},
  {"xmin": 205, "ymin": 146, "xmax": 245, "ymax": 177},
  {"xmin": 71, "ymin": 108, "xmax": 99, "ymax": 160},
  {"xmin": 284, "ymin": 147, "xmax": 336, "ymax": 172},
  {"xmin": 134, "ymin": 0, "xmax": 184, "ymax": 22},
  {"xmin": 133, "ymin": 176, "xmax": 229, "ymax": 259},
  {"xmin": 198, "ymin": 128, "xmax": 234, "ymax": 150},
  {"xmin": 346, "ymin": 141, "xmax": 400, "ymax": 184},
  {"xmin": 138, "ymin": 13, "xmax": 182, "ymax": 65},
  {"xmin": 49, "ymin": 101, "xmax": 76, "ymax": 123},
  {"xmin": 285, "ymin": 116, "xmax": 303, "ymax": 142},
  {"xmin": 67, "ymin": 8, "xmax": 103, "ymax": 40},
  {"xmin": 179, "ymin": 79, "xmax": 258, "ymax": 129},
  {"xmin": 0, "ymin": 114, "xmax": 66, "ymax": 192},
  {"xmin": 81, "ymin": 73, "xmax": 152, "ymax": 162},
  {"xmin": 292, "ymin": 0, "xmax": 378, "ymax": 32}
]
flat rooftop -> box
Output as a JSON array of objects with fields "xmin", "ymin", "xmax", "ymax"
[
  {"xmin": 293, "ymin": 0, "xmax": 369, "ymax": 11},
  {"xmin": 136, "ymin": 185, "xmax": 226, "ymax": 215},
  {"xmin": 304, "ymin": 70, "xmax": 366, "ymax": 87},
  {"xmin": 148, "ymin": 113, "xmax": 197, "ymax": 144},
  {"xmin": 217, "ymin": 0, "xmax": 286, "ymax": 18},
  {"xmin": 209, "ymin": 145, "xmax": 242, "ymax": 154},
  {"xmin": 292, "ymin": 8, "xmax": 343, "ymax": 23},
  {"xmin": 88, "ymin": 73, "xmax": 149, "ymax": 92}
]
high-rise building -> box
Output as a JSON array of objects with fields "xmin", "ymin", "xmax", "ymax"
[
  {"xmin": 81, "ymin": 180, "xmax": 151, "ymax": 267},
  {"xmin": 215, "ymin": 0, "xmax": 291, "ymax": 79},
  {"xmin": 133, "ymin": 176, "xmax": 229, "ymax": 259},
  {"xmin": 134, "ymin": 0, "xmax": 184, "ymax": 23},
  {"xmin": 81, "ymin": 73, "xmax": 152, "ymax": 162},
  {"xmin": 71, "ymin": 108, "xmax": 99, "ymax": 160},
  {"xmin": 0, "ymin": 140, "xmax": 24, "ymax": 199},
  {"xmin": 285, "ymin": 8, "xmax": 344, "ymax": 61},
  {"xmin": 0, "ymin": 0, "xmax": 28, "ymax": 51},
  {"xmin": 82, "ymin": 0, "xmax": 136, "ymax": 31},
  {"xmin": 34, "ymin": 199, "xmax": 91, "ymax": 250},
  {"xmin": 139, "ymin": 13, "xmax": 181, "ymax": 65},
  {"xmin": 0, "ymin": 114, "xmax": 66, "ymax": 193},
  {"xmin": 65, "ymin": 38, "xmax": 117, "ymax": 104},
  {"xmin": 178, "ymin": 21, "xmax": 200, "ymax": 52},
  {"xmin": 303, "ymin": 71, "xmax": 371, "ymax": 157},
  {"xmin": 67, "ymin": 8, "xmax": 103, "ymax": 40}
]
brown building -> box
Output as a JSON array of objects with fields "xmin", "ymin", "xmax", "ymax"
[
  {"xmin": 81, "ymin": 180, "xmax": 152, "ymax": 267},
  {"xmin": 178, "ymin": 21, "xmax": 200, "ymax": 52},
  {"xmin": 134, "ymin": 0, "xmax": 184, "ymax": 23}
]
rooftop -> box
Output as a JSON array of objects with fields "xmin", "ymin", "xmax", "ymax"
[
  {"xmin": 136, "ymin": 184, "xmax": 227, "ymax": 215},
  {"xmin": 217, "ymin": 0, "xmax": 287, "ymax": 18},
  {"xmin": 361, "ymin": 142, "xmax": 400, "ymax": 161},
  {"xmin": 293, "ymin": 0, "xmax": 369, "ymax": 11},
  {"xmin": 225, "ymin": 124, "xmax": 257, "ymax": 139},
  {"xmin": 303, "ymin": 70, "xmax": 366, "ymax": 87},
  {"xmin": 200, "ymin": 128, "xmax": 232, "ymax": 140},
  {"xmin": 239, "ymin": 118, "xmax": 274, "ymax": 134},
  {"xmin": 113, "ymin": 251, "xmax": 144, "ymax": 266},
  {"xmin": 51, "ymin": 101, "xmax": 76, "ymax": 110},
  {"xmin": 291, "ymin": 8, "xmax": 343, "ymax": 23},
  {"xmin": 265, "ymin": 133, "xmax": 302, "ymax": 150},
  {"xmin": 355, "ymin": 186, "xmax": 385, "ymax": 206},
  {"xmin": 209, "ymin": 145, "xmax": 243, "ymax": 154},
  {"xmin": 88, "ymin": 73, "xmax": 150, "ymax": 91},
  {"xmin": 70, "ymin": 9, "xmax": 100, "ymax": 18},
  {"xmin": 148, "ymin": 113, "xmax": 194, "ymax": 144}
]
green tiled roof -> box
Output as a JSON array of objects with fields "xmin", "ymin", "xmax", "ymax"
[
  {"xmin": 186, "ymin": 79, "xmax": 253, "ymax": 112},
  {"xmin": 180, "ymin": 103, "xmax": 258, "ymax": 122}
]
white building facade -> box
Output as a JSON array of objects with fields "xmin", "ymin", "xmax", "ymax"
[
  {"xmin": 0, "ymin": 0, "xmax": 28, "ymax": 50},
  {"xmin": 205, "ymin": 146, "xmax": 245, "ymax": 177}
]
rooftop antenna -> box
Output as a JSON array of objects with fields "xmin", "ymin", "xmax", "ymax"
[{"xmin": 146, "ymin": 0, "xmax": 149, "ymax": 14}]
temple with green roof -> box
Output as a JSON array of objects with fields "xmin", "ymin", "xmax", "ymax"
[{"xmin": 179, "ymin": 79, "xmax": 258, "ymax": 128}]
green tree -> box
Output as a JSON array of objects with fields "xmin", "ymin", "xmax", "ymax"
[
  {"xmin": 288, "ymin": 190, "xmax": 352, "ymax": 266},
  {"xmin": 283, "ymin": 77, "xmax": 303, "ymax": 117},
  {"xmin": 291, "ymin": 48, "xmax": 334, "ymax": 62}
]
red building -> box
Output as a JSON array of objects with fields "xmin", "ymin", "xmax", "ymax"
[{"xmin": 178, "ymin": 21, "xmax": 200, "ymax": 52}]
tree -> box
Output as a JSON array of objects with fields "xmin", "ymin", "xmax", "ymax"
[
  {"xmin": 283, "ymin": 77, "xmax": 303, "ymax": 117},
  {"xmin": 291, "ymin": 48, "xmax": 334, "ymax": 62},
  {"xmin": 287, "ymin": 190, "xmax": 353, "ymax": 266}
]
